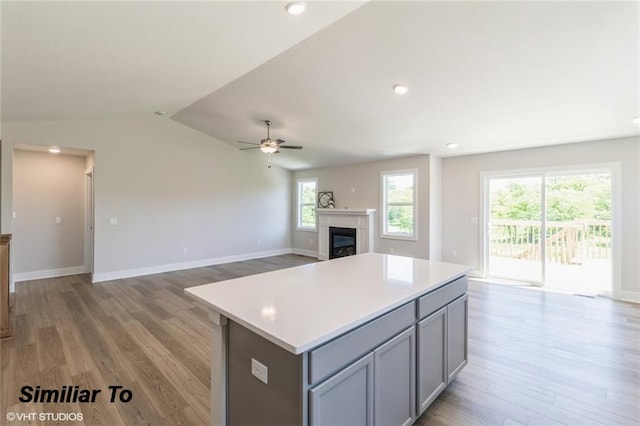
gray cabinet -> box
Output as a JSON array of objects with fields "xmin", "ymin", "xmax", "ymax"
[
  {"xmin": 310, "ymin": 327, "xmax": 417, "ymax": 426},
  {"xmin": 417, "ymin": 306, "xmax": 447, "ymax": 414},
  {"xmin": 417, "ymin": 294, "xmax": 469, "ymax": 416},
  {"xmin": 309, "ymin": 288, "xmax": 469, "ymax": 425},
  {"xmin": 309, "ymin": 353, "xmax": 374, "ymax": 426},
  {"xmin": 447, "ymin": 294, "xmax": 468, "ymax": 382},
  {"xmin": 374, "ymin": 327, "xmax": 416, "ymax": 426}
]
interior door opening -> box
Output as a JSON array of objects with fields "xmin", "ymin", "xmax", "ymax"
[
  {"xmin": 485, "ymin": 169, "xmax": 613, "ymax": 296},
  {"xmin": 85, "ymin": 168, "xmax": 95, "ymax": 279}
]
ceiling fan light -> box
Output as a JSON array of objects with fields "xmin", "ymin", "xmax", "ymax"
[{"xmin": 260, "ymin": 145, "xmax": 278, "ymax": 154}]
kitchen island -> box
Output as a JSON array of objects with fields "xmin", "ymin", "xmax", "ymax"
[{"xmin": 186, "ymin": 253, "xmax": 471, "ymax": 426}]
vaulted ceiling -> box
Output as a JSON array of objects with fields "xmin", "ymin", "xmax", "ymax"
[{"xmin": 3, "ymin": 1, "xmax": 638, "ymax": 170}]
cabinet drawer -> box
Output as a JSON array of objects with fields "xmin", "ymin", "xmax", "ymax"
[
  {"xmin": 309, "ymin": 302, "xmax": 415, "ymax": 385},
  {"xmin": 417, "ymin": 276, "xmax": 467, "ymax": 320}
]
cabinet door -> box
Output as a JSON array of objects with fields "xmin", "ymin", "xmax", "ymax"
[
  {"xmin": 374, "ymin": 327, "xmax": 415, "ymax": 426},
  {"xmin": 447, "ymin": 294, "xmax": 468, "ymax": 382},
  {"xmin": 309, "ymin": 353, "xmax": 374, "ymax": 426},
  {"xmin": 417, "ymin": 306, "xmax": 447, "ymax": 415}
]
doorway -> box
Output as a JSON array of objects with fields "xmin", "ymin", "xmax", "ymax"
[
  {"xmin": 483, "ymin": 167, "xmax": 615, "ymax": 296},
  {"xmin": 85, "ymin": 169, "xmax": 95, "ymax": 278}
]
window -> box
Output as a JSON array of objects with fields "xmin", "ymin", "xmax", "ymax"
[
  {"xmin": 297, "ymin": 178, "xmax": 317, "ymax": 231},
  {"xmin": 381, "ymin": 170, "xmax": 417, "ymax": 239}
]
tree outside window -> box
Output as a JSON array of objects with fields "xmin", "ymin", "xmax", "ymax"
[
  {"xmin": 382, "ymin": 170, "xmax": 417, "ymax": 239},
  {"xmin": 297, "ymin": 179, "xmax": 317, "ymax": 230}
]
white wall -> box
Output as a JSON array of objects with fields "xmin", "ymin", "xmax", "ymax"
[
  {"xmin": 441, "ymin": 136, "xmax": 640, "ymax": 301},
  {"xmin": 13, "ymin": 150, "xmax": 86, "ymax": 278},
  {"xmin": 429, "ymin": 156, "xmax": 442, "ymax": 261},
  {"xmin": 292, "ymin": 155, "xmax": 431, "ymax": 259},
  {"xmin": 0, "ymin": 141, "xmax": 12, "ymax": 234},
  {"xmin": 2, "ymin": 118, "xmax": 293, "ymax": 283}
]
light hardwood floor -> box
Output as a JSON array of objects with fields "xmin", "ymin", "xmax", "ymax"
[{"xmin": 1, "ymin": 254, "xmax": 638, "ymax": 425}]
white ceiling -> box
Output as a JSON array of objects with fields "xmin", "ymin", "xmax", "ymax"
[
  {"xmin": 1, "ymin": 1, "xmax": 364, "ymax": 120},
  {"xmin": 3, "ymin": 1, "xmax": 639, "ymax": 170}
]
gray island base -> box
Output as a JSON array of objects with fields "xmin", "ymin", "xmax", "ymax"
[{"xmin": 186, "ymin": 253, "xmax": 470, "ymax": 426}]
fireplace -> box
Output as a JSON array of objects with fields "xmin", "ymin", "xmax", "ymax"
[
  {"xmin": 316, "ymin": 208, "xmax": 375, "ymax": 261},
  {"xmin": 329, "ymin": 227, "xmax": 357, "ymax": 259}
]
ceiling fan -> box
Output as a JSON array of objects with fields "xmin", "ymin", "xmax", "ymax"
[{"xmin": 237, "ymin": 120, "xmax": 303, "ymax": 154}]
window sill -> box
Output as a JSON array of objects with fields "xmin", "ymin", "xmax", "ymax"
[
  {"xmin": 297, "ymin": 227, "xmax": 318, "ymax": 233},
  {"xmin": 380, "ymin": 233, "xmax": 417, "ymax": 241}
]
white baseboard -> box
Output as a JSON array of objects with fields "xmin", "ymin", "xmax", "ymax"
[
  {"xmin": 92, "ymin": 248, "xmax": 294, "ymax": 283},
  {"xmin": 618, "ymin": 290, "xmax": 640, "ymax": 304},
  {"xmin": 15, "ymin": 265, "xmax": 86, "ymax": 282},
  {"xmin": 292, "ymin": 248, "xmax": 318, "ymax": 258}
]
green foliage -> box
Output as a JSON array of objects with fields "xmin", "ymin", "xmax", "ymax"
[
  {"xmin": 301, "ymin": 205, "xmax": 315, "ymax": 227},
  {"xmin": 490, "ymin": 174, "xmax": 611, "ymax": 222},
  {"xmin": 387, "ymin": 206, "xmax": 413, "ymax": 234}
]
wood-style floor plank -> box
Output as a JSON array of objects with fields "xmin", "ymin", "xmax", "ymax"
[{"xmin": 2, "ymin": 254, "xmax": 638, "ymax": 426}]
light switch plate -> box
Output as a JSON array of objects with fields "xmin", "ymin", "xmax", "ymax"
[{"xmin": 251, "ymin": 358, "xmax": 268, "ymax": 384}]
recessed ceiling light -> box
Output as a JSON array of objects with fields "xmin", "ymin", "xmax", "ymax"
[
  {"xmin": 633, "ymin": 116, "xmax": 640, "ymax": 124},
  {"xmin": 48, "ymin": 146, "xmax": 61, "ymax": 154},
  {"xmin": 446, "ymin": 143, "xmax": 459, "ymax": 150},
  {"xmin": 393, "ymin": 84, "xmax": 408, "ymax": 95},
  {"xmin": 154, "ymin": 111, "xmax": 165, "ymax": 116},
  {"xmin": 285, "ymin": 2, "xmax": 306, "ymax": 15}
]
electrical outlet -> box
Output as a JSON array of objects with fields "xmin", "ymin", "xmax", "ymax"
[
  {"xmin": 182, "ymin": 247, "xmax": 188, "ymax": 254},
  {"xmin": 257, "ymin": 240, "xmax": 261, "ymax": 247},
  {"xmin": 55, "ymin": 217, "xmax": 62, "ymax": 224},
  {"xmin": 251, "ymin": 358, "xmax": 268, "ymax": 384},
  {"xmin": 451, "ymin": 249, "xmax": 457, "ymax": 259},
  {"xmin": 109, "ymin": 218, "xmax": 118, "ymax": 226}
]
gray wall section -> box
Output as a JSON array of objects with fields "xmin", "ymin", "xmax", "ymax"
[
  {"xmin": 2, "ymin": 119, "xmax": 293, "ymax": 282},
  {"xmin": 0, "ymin": 141, "xmax": 13, "ymax": 235},
  {"xmin": 292, "ymin": 154, "xmax": 431, "ymax": 259},
  {"xmin": 13, "ymin": 150, "xmax": 86, "ymax": 274},
  {"xmin": 228, "ymin": 320, "xmax": 303, "ymax": 426}
]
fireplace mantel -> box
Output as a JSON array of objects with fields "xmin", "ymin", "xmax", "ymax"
[{"xmin": 317, "ymin": 208, "xmax": 376, "ymax": 261}]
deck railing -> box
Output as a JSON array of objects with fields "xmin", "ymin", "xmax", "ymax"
[{"xmin": 490, "ymin": 220, "xmax": 611, "ymax": 264}]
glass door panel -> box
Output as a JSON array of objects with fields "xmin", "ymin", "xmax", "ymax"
[
  {"xmin": 488, "ymin": 176, "xmax": 543, "ymax": 283},
  {"xmin": 544, "ymin": 173, "xmax": 612, "ymax": 295}
]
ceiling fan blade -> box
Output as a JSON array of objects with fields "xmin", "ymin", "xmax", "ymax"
[
  {"xmin": 276, "ymin": 139, "xmax": 287, "ymax": 144},
  {"xmin": 240, "ymin": 147, "xmax": 261, "ymax": 151},
  {"xmin": 236, "ymin": 140, "xmax": 259, "ymax": 145},
  {"xmin": 279, "ymin": 145, "xmax": 303, "ymax": 150}
]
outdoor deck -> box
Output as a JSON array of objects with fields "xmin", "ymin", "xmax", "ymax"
[{"xmin": 489, "ymin": 220, "xmax": 612, "ymax": 295}]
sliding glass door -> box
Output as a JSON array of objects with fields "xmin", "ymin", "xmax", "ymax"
[{"xmin": 485, "ymin": 170, "xmax": 612, "ymax": 295}]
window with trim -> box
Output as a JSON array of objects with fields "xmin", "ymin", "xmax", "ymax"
[
  {"xmin": 297, "ymin": 178, "xmax": 317, "ymax": 230},
  {"xmin": 381, "ymin": 170, "xmax": 417, "ymax": 239}
]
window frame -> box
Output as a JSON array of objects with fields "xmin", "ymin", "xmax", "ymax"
[
  {"xmin": 296, "ymin": 178, "xmax": 318, "ymax": 231},
  {"xmin": 380, "ymin": 169, "xmax": 418, "ymax": 240}
]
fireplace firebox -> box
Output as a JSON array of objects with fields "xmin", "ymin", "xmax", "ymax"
[{"xmin": 329, "ymin": 227, "xmax": 357, "ymax": 259}]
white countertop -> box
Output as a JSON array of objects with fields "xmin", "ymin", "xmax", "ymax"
[{"xmin": 185, "ymin": 253, "xmax": 470, "ymax": 354}]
